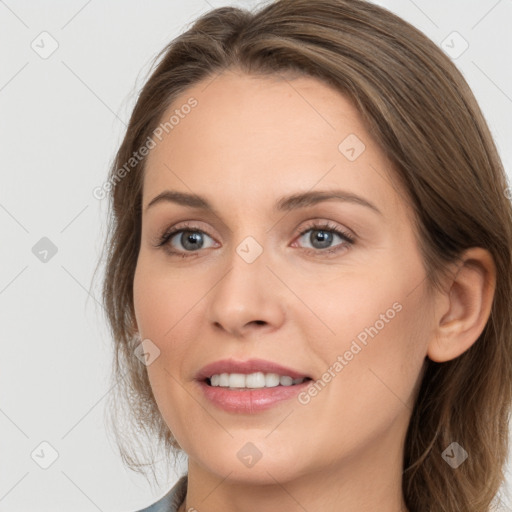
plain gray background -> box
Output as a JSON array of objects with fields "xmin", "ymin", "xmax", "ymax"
[{"xmin": 1, "ymin": 0, "xmax": 511, "ymax": 510}]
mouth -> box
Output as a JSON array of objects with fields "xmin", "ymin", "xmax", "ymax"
[
  {"xmin": 195, "ymin": 357, "xmax": 313, "ymax": 386},
  {"xmin": 205, "ymin": 372, "xmax": 312, "ymax": 389},
  {"xmin": 195, "ymin": 358, "xmax": 314, "ymax": 412}
]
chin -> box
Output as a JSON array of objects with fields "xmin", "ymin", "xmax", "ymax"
[{"xmin": 188, "ymin": 438, "xmax": 312, "ymax": 485}]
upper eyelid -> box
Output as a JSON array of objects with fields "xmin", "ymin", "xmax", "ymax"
[
  {"xmin": 162, "ymin": 220, "xmax": 349, "ymax": 237},
  {"xmin": 161, "ymin": 221, "xmax": 354, "ymax": 246}
]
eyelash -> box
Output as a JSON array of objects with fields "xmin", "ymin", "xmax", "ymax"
[{"xmin": 154, "ymin": 220, "xmax": 355, "ymax": 259}]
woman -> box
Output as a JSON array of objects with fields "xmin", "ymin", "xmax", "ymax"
[{"xmin": 99, "ymin": 0, "xmax": 512, "ymax": 510}]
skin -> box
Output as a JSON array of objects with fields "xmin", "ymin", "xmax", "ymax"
[{"xmin": 132, "ymin": 70, "xmax": 496, "ymax": 512}]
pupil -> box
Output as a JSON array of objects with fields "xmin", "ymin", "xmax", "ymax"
[
  {"xmin": 182, "ymin": 231, "xmax": 203, "ymax": 250},
  {"xmin": 312, "ymin": 230, "xmax": 332, "ymax": 249}
]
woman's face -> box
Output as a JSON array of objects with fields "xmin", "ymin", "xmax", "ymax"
[{"xmin": 133, "ymin": 70, "xmax": 435, "ymax": 486}]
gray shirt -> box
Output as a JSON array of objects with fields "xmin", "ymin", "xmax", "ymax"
[{"xmin": 136, "ymin": 475, "xmax": 187, "ymax": 512}]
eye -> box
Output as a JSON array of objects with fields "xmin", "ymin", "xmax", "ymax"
[
  {"xmin": 293, "ymin": 221, "xmax": 355, "ymax": 256},
  {"xmin": 153, "ymin": 220, "xmax": 355, "ymax": 258},
  {"xmin": 155, "ymin": 221, "xmax": 217, "ymax": 257}
]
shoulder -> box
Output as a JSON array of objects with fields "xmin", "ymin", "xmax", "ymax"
[{"xmin": 135, "ymin": 475, "xmax": 188, "ymax": 512}]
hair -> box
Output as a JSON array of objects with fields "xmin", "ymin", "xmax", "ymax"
[{"xmin": 96, "ymin": 0, "xmax": 512, "ymax": 509}]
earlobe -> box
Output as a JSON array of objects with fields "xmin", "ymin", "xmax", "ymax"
[{"xmin": 427, "ymin": 248, "xmax": 496, "ymax": 363}]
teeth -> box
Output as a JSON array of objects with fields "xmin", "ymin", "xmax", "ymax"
[
  {"xmin": 265, "ymin": 373, "xmax": 280, "ymax": 387},
  {"xmin": 280, "ymin": 376, "xmax": 293, "ymax": 386},
  {"xmin": 228, "ymin": 373, "xmax": 246, "ymax": 388},
  {"xmin": 245, "ymin": 372, "xmax": 266, "ymax": 388},
  {"xmin": 208, "ymin": 372, "xmax": 307, "ymax": 389}
]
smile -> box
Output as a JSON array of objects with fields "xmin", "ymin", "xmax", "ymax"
[{"xmin": 207, "ymin": 372, "xmax": 310, "ymax": 389}]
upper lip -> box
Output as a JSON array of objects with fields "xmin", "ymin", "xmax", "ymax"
[{"xmin": 195, "ymin": 358, "xmax": 312, "ymax": 381}]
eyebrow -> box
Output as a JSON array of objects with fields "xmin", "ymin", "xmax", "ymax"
[{"xmin": 145, "ymin": 189, "xmax": 382, "ymax": 216}]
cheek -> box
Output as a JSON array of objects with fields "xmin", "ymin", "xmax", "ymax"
[
  {"xmin": 354, "ymin": 301, "xmax": 428, "ymax": 384},
  {"xmin": 132, "ymin": 256, "xmax": 205, "ymax": 393},
  {"xmin": 132, "ymin": 260, "xmax": 192, "ymax": 433},
  {"xmin": 133, "ymin": 257, "xmax": 197, "ymax": 339},
  {"xmin": 308, "ymin": 255, "xmax": 431, "ymax": 407},
  {"xmin": 296, "ymin": 302, "xmax": 428, "ymax": 466},
  {"xmin": 339, "ymin": 287, "xmax": 430, "ymax": 417}
]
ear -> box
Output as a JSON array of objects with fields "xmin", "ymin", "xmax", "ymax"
[{"xmin": 427, "ymin": 247, "xmax": 496, "ymax": 362}]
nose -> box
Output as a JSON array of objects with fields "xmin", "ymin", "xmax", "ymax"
[{"xmin": 206, "ymin": 246, "xmax": 287, "ymax": 339}]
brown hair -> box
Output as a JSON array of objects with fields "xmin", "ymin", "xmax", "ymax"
[{"xmin": 97, "ymin": 0, "xmax": 512, "ymax": 509}]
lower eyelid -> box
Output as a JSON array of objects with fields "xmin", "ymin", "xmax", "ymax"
[{"xmin": 160, "ymin": 230, "xmax": 352, "ymax": 257}]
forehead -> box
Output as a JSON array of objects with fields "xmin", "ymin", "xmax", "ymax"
[{"xmin": 142, "ymin": 70, "xmax": 404, "ymax": 217}]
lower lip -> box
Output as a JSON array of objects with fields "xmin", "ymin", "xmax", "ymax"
[{"xmin": 198, "ymin": 380, "xmax": 312, "ymax": 413}]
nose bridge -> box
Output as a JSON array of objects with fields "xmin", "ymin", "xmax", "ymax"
[{"xmin": 206, "ymin": 232, "xmax": 286, "ymax": 336}]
